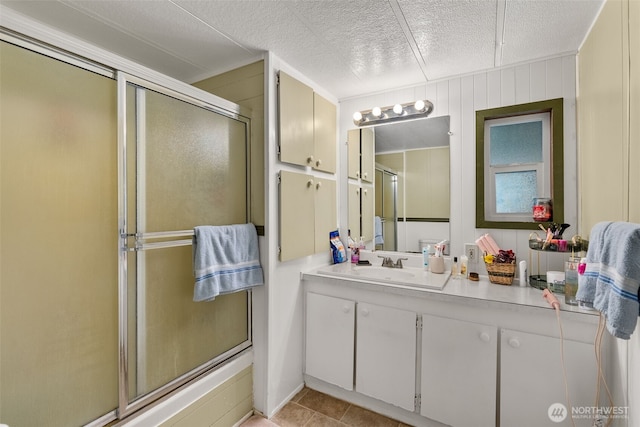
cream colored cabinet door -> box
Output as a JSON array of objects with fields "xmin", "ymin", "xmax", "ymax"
[
  {"xmin": 305, "ymin": 293, "xmax": 355, "ymax": 391},
  {"xmin": 348, "ymin": 183, "xmax": 361, "ymax": 240},
  {"xmin": 501, "ymin": 329, "xmax": 599, "ymax": 426},
  {"xmin": 360, "ymin": 127, "xmax": 375, "ymax": 183},
  {"xmin": 314, "ymin": 177, "xmax": 337, "ymax": 253},
  {"xmin": 361, "ymin": 184, "xmax": 374, "ymax": 241},
  {"xmin": 279, "ymin": 170, "xmax": 315, "ymax": 261},
  {"xmin": 313, "ymin": 93, "xmax": 336, "ymax": 174},
  {"xmin": 278, "ymin": 71, "xmax": 314, "ymax": 168},
  {"xmin": 347, "ymin": 129, "xmax": 360, "ymax": 179},
  {"xmin": 421, "ymin": 315, "xmax": 497, "ymax": 427},
  {"xmin": 356, "ymin": 302, "xmax": 416, "ymax": 411}
]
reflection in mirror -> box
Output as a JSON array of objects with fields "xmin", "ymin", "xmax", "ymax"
[{"xmin": 371, "ymin": 115, "xmax": 450, "ymax": 253}]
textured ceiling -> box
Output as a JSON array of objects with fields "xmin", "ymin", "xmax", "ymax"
[{"xmin": 1, "ymin": 0, "xmax": 604, "ymax": 99}]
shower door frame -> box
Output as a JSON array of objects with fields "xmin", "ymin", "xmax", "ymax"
[{"xmin": 116, "ymin": 72, "xmax": 254, "ymax": 419}]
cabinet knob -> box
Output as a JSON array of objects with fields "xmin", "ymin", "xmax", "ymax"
[
  {"xmin": 307, "ymin": 179, "xmax": 314, "ymax": 187},
  {"xmin": 342, "ymin": 305, "xmax": 350, "ymax": 313},
  {"xmin": 363, "ymin": 189, "xmax": 367, "ymax": 195},
  {"xmin": 316, "ymin": 159, "xmax": 322, "ymax": 167},
  {"xmin": 479, "ymin": 332, "xmax": 491, "ymax": 343},
  {"xmin": 316, "ymin": 181, "xmax": 322, "ymax": 189},
  {"xmin": 307, "ymin": 156, "xmax": 314, "ymax": 164},
  {"xmin": 361, "ymin": 308, "xmax": 369, "ymax": 317},
  {"xmin": 363, "ymin": 172, "xmax": 368, "ymax": 179},
  {"xmin": 508, "ymin": 338, "xmax": 520, "ymax": 348},
  {"xmin": 356, "ymin": 171, "xmax": 360, "ymax": 178}
]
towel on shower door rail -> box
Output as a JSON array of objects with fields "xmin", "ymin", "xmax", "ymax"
[
  {"xmin": 193, "ymin": 223, "xmax": 264, "ymax": 302},
  {"xmin": 576, "ymin": 221, "xmax": 640, "ymax": 339}
]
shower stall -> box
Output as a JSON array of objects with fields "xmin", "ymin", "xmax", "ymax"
[{"xmin": 1, "ymin": 37, "xmax": 253, "ymax": 426}]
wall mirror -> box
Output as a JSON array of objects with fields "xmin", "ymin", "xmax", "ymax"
[
  {"xmin": 476, "ymin": 98, "xmax": 564, "ymax": 229},
  {"xmin": 349, "ymin": 115, "xmax": 451, "ymax": 254}
]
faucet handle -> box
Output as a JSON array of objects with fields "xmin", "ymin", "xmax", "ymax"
[
  {"xmin": 378, "ymin": 255, "xmax": 394, "ymax": 267},
  {"xmin": 394, "ymin": 257, "xmax": 409, "ymax": 268}
]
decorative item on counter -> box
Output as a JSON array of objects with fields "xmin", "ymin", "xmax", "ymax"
[
  {"xmin": 546, "ymin": 270, "xmax": 565, "ymax": 293},
  {"xmin": 330, "ymin": 230, "xmax": 347, "ymax": 264},
  {"xmin": 429, "ymin": 240, "xmax": 447, "ymax": 273},
  {"xmin": 484, "ymin": 248, "xmax": 517, "ymax": 286},
  {"xmin": 460, "ymin": 255, "xmax": 468, "ymax": 279},
  {"xmin": 528, "ymin": 224, "xmax": 589, "ymax": 253},
  {"xmin": 475, "ymin": 233, "xmax": 501, "ymax": 255},
  {"xmin": 532, "ymin": 197, "xmax": 553, "ymax": 222},
  {"xmin": 451, "ymin": 256, "xmax": 459, "ymax": 279},
  {"xmin": 348, "ymin": 230, "xmax": 357, "ymax": 263},
  {"xmin": 564, "ymin": 258, "xmax": 579, "ymax": 305}
]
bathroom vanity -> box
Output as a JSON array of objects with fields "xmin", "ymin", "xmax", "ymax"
[{"xmin": 302, "ymin": 252, "xmax": 611, "ymax": 427}]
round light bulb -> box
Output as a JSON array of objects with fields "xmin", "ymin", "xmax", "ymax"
[
  {"xmin": 372, "ymin": 107, "xmax": 382, "ymax": 117},
  {"xmin": 353, "ymin": 111, "xmax": 363, "ymax": 122},
  {"xmin": 414, "ymin": 100, "xmax": 426, "ymax": 112},
  {"xmin": 393, "ymin": 104, "xmax": 403, "ymax": 115}
]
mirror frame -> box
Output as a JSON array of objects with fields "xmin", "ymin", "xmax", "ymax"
[{"xmin": 475, "ymin": 98, "xmax": 564, "ymax": 229}]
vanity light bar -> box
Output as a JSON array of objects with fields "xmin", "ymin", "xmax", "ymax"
[{"xmin": 353, "ymin": 100, "xmax": 434, "ymax": 127}]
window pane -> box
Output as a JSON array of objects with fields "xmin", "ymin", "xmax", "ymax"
[
  {"xmin": 490, "ymin": 121, "xmax": 543, "ymax": 165},
  {"xmin": 495, "ymin": 171, "xmax": 537, "ymax": 213}
]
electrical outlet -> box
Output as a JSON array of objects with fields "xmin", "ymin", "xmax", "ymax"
[{"xmin": 465, "ymin": 243, "xmax": 479, "ymax": 264}]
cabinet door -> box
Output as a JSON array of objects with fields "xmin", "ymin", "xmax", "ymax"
[
  {"xmin": 279, "ymin": 170, "xmax": 315, "ymax": 261},
  {"xmin": 314, "ymin": 178, "xmax": 336, "ymax": 253},
  {"xmin": 313, "ymin": 93, "xmax": 336, "ymax": 173},
  {"xmin": 348, "ymin": 183, "xmax": 361, "ymax": 239},
  {"xmin": 356, "ymin": 302, "xmax": 416, "ymax": 411},
  {"xmin": 361, "ymin": 184, "xmax": 374, "ymax": 241},
  {"xmin": 360, "ymin": 127, "xmax": 375, "ymax": 183},
  {"xmin": 421, "ymin": 315, "xmax": 497, "ymax": 427},
  {"xmin": 347, "ymin": 129, "xmax": 360, "ymax": 179},
  {"xmin": 305, "ymin": 293, "xmax": 355, "ymax": 390},
  {"xmin": 278, "ymin": 71, "xmax": 314, "ymax": 167},
  {"xmin": 501, "ymin": 329, "xmax": 599, "ymax": 426}
]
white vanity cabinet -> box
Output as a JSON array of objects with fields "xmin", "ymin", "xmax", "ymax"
[
  {"xmin": 356, "ymin": 302, "xmax": 417, "ymax": 411},
  {"xmin": 305, "ymin": 293, "xmax": 355, "ymax": 391},
  {"xmin": 420, "ymin": 315, "xmax": 497, "ymax": 427},
  {"xmin": 500, "ymin": 329, "xmax": 600, "ymax": 426},
  {"xmin": 302, "ymin": 273, "xmax": 607, "ymax": 427}
]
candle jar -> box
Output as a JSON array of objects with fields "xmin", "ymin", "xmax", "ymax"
[{"xmin": 533, "ymin": 197, "xmax": 553, "ymax": 222}]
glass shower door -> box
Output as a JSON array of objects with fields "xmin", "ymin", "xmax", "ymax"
[{"xmin": 120, "ymin": 77, "xmax": 252, "ymax": 411}]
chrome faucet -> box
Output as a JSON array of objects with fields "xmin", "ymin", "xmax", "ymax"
[
  {"xmin": 378, "ymin": 255, "xmax": 408, "ymax": 269},
  {"xmin": 394, "ymin": 257, "xmax": 408, "ymax": 268}
]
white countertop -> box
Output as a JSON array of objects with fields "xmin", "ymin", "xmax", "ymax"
[{"xmin": 303, "ymin": 261, "xmax": 598, "ymax": 319}]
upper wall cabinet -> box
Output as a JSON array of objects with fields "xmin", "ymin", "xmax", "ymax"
[
  {"xmin": 278, "ymin": 71, "xmax": 336, "ymax": 173},
  {"xmin": 348, "ymin": 128, "xmax": 374, "ymax": 182},
  {"xmin": 279, "ymin": 170, "xmax": 337, "ymax": 261},
  {"xmin": 313, "ymin": 93, "xmax": 337, "ymax": 173}
]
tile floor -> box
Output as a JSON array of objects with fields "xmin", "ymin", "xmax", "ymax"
[{"xmin": 240, "ymin": 387, "xmax": 411, "ymax": 427}]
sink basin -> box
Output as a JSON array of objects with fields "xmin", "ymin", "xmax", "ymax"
[
  {"xmin": 352, "ymin": 266, "xmax": 415, "ymax": 280},
  {"xmin": 317, "ymin": 262, "xmax": 449, "ymax": 290}
]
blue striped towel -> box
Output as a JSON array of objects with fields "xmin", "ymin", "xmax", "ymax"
[
  {"xmin": 576, "ymin": 221, "xmax": 640, "ymax": 339},
  {"xmin": 193, "ymin": 224, "xmax": 264, "ymax": 302}
]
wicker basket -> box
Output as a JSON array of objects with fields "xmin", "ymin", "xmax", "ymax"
[{"xmin": 485, "ymin": 261, "xmax": 516, "ymax": 285}]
